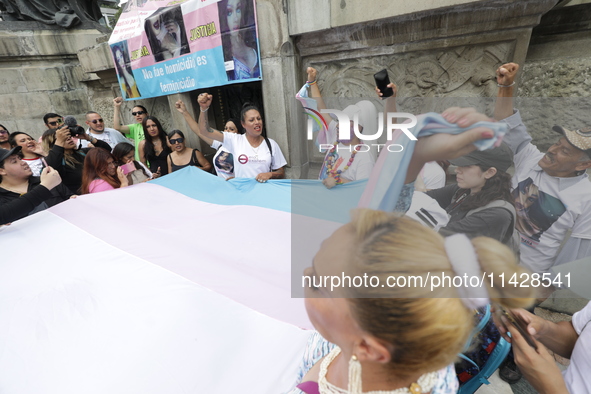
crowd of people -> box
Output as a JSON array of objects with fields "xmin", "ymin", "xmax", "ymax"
[
  {"xmin": 1, "ymin": 62, "xmax": 591, "ymax": 393},
  {"xmin": 0, "ymin": 92, "xmax": 288, "ymax": 225}
]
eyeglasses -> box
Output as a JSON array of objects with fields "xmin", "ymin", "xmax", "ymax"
[
  {"xmin": 90, "ymin": 119, "xmax": 104, "ymax": 124},
  {"xmin": 48, "ymin": 119, "xmax": 64, "ymax": 127},
  {"xmin": 0, "ymin": 130, "xmax": 8, "ymax": 135},
  {"xmin": 169, "ymin": 138, "xmax": 184, "ymax": 144},
  {"xmin": 132, "ymin": 111, "xmax": 146, "ymax": 116}
]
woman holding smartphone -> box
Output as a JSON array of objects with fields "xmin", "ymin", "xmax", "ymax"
[
  {"xmin": 112, "ymin": 142, "xmax": 152, "ymax": 185},
  {"xmin": 305, "ymin": 67, "xmax": 376, "ymax": 189}
]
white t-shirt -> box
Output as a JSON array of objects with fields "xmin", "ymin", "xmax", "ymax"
[
  {"xmin": 563, "ymin": 301, "xmax": 591, "ymax": 393},
  {"xmin": 318, "ymin": 144, "xmax": 375, "ymax": 182},
  {"xmin": 211, "ymin": 140, "xmax": 234, "ymax": 180},
  {"xmin": 22, "ymin": 157, "xmax": 44, "ymax": 176},
  {"xmin": 221, "ymin": 132, "xmax": 287, "ymax": 178},
  {"xmin": 503, "ymin": 111, "xmax": 591, "ymax": 273},
  {"xmin": 80, "ymin": 127, "xmax": 133, "ymax": 150},
  {"xmin": 422, "ymin": 161, "xmax": 446, "ymax": 190}
]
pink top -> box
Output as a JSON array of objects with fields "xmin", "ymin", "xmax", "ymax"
[{"xmin": 88, "ymin": 179, "xmax": 116, "ymax": 194}]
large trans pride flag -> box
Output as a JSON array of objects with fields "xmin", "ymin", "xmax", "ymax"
[
  {"xmin": 0, "ymin": 115, "xmax": 505, "ymax": 393},
  {"xmin": 0, "ymin": 167, "xmax": 363, "ymax": 394}
]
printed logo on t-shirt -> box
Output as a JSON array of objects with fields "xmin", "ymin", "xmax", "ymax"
[
  {"xmin": 237, "ymin": 154, "xmax": 268, "ymax": 165},
  {"xmin": 513, "ymin": 177, "xmax": 566, "ymax": 243},
  {"xmin": 215, "ymin": 151, "xmax": 234, "ymax": 174}
]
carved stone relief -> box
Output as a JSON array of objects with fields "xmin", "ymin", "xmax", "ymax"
[
  {"xmin": 301, "ymin": 41, "xmax": 515, "ymax": 168},
  {"xmin": 305, "ymin": 42, "xmax": 513, "ymax": 101}
]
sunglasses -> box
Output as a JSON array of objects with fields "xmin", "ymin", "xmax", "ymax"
[
  {"xmin": 90, "ymin": 119, "xmax": 104, "ymax": 124},
  {"xmin": 169, "ymin": 137, "xmax": 184, "ymax": 144},
  {"xmin": 0, "ymin": 130, "xmax": 8, "ymax": 135},
  {"xmin": 48, "ymin": 119, "xmax": 64, "ymax": 127},
  {"xmin": 132, "ymin": 111, "xmax": 146, "ymax": 116}
]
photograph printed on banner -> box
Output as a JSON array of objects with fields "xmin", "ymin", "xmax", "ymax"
[
  {"xmin": 144, "ymin": 5, "xmax": 191, "ymax": 63},
  {"xmin": 111, "ymin": 40, "xmax": 141, "ymax": 99},
  {"xmin": 217, "ymin": 0, "xmax": 260, "ymax": 81}
]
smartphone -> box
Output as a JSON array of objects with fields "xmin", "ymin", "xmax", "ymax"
[
  {"xmin": 495, "ymin": 305, "xmax": 538, "ymax": 350},
  {"xmin": 120, "ymin": 161, "xmax": 137, "ymax": 175},
  {"xmin": 374, "ymin": 69, "xmax": 394, "ymax": 98}
]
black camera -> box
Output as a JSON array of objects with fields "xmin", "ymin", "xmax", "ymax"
[
  {"xmin": 64, "ymin": 116, "xmax": 86, "ymax": 136},
  {"xmin": 68, "ymin": 125, "xmax": 86, "ymax": 136}
]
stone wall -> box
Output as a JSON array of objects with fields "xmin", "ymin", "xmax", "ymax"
[
  {"xmin": 0, "ymin": 21, "xmax": 107, "ymax": 138},
  {"xmin": 516, "ymin": 2, "xmax": 591, "ymax": 151},
  {"xmin": 292, "ymin": 0, "xmax": 558, "ymax": 172},
  {"xmin": 3, "ymin": 0, "xmax": 590, "ymax": 177}
]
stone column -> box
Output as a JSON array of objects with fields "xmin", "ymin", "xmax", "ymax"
[{"xmin": 256, "ymin": 0, "xmax": 306, "ymax": 178}]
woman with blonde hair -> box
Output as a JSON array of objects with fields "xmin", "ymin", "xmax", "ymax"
[{"xmin": 291, "ymin": 107, "xmax": 536, "ymax": 394}]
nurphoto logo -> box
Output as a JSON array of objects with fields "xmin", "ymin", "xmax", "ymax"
[{"xmin": 307, "ymin": 108, "xmax": 418, "ymax": 153}]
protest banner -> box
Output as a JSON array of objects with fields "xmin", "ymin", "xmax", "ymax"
[{"xmin": 108, "ymin": 0, "xmax": 262, "ymax": 100}]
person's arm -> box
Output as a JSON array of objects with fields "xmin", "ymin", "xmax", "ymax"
[
  {"xmin": 496, "ymin": 308, "xmax": 579, "ymax": 359},
  {"xmin": 493, "ymin": 63, "xmax": 519, "ymax": 121},
  {"xmin": 554, "ymin": 237, "xmax": 591, "ymax": 266},
  {"xmin": 113, "ymin": 97, "xmax": 131, "ymax": 133},
  {"xmin": 425, "ymin": 184, "xmax": 459, "ymax": 209},
  {"xmin": 0, "ymin": 186, "xmax": 53, "ymax": 225},
  {"xmin": 194, "ymin": 150, "xmax": 211, "ymax": 172},
  {"xmin": 414, "ymin": 108, "xmax": 501, "ymax": 185},
  {"xmin": 256, "ymin": 167, "xmax": 285, "ymax": 183},
  {"xmin": 507, "ymin": 320, "xmax": 570, "ymax": 394},
  {"xmin": 198, "ymin": 129, "xmax": 215, "ymax": 147},
  {"xmin": 138, "ymin": 140, "xmax": 147, "ymax": 166},
  {"xmin": 82, "ymin": 135, "xmax": 111, "ymax": 152},
  {"xmin": 175, "ymin": 97, "xmax": 223, "ymax": 143},
  {"xmin": 306, "ymin": 67, "xmax": 332, "ymax": 127},
  {"xmin": 54, "ymin": 182, "xmax": 75, "ymax": 201},
  {"xmin": 116, "ymin": 167, "xmax": 129, "ymax": 188},
  {"xmin": 491, "ymin": 63, "xmax": 536, "ymax": 158},
  {"xmin": 256, "ymin": 140, "xmax": 287, "ymax": 182},
  {"xmin": 45, "ymin": 126, "xmax": 71, "ymax": 175},
  {"xmin": 167, "ymin": 154, "xmax": 173, "ymax": 174},
  {"xmin": 0, "ymin": 167, "xmax": 62, "ymax": 225}
]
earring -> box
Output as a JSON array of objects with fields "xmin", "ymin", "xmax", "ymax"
[{"xmin": 348, "ymin": 354, "xmax": 362, "ymax": 394}]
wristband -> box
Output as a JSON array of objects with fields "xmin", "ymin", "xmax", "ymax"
[
  {"xmin": 306, "ymin": 79, "xmax": 317, "ymax": 86},
  {"xmin": 497, "ymin": 81, "xmax": 515, "ymax": 88},
  {"xmin": 200, "ymin": 107, "xmax": 209, "ymax": 112}
]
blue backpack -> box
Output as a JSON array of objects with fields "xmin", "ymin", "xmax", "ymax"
[{"xmin": 456, "ymin": 304, "xmax": 512, "ymax": 393}]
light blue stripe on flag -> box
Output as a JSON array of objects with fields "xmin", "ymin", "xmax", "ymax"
[{"xmin": 151, "ymin": 167, "xmax": 365, "ymax": 222}]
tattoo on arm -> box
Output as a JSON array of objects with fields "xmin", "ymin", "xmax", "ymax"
[{"xmin": 203, "ymin": 116, "xmax": 215, "ymax": 134}]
